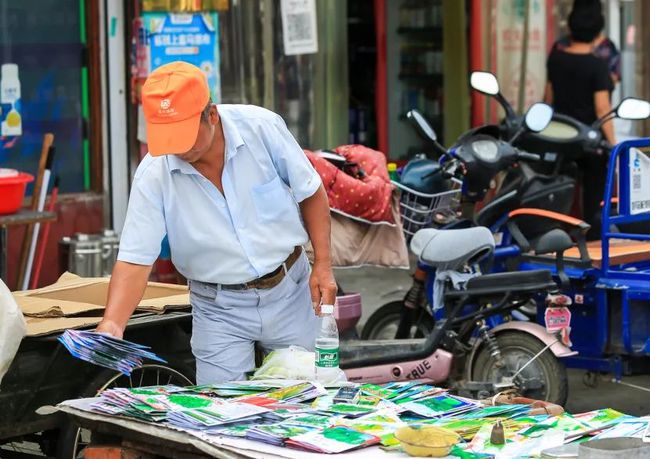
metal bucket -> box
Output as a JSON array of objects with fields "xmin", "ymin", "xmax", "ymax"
[
  {"xmin": 541, "ymin": 443, "xmax": 580, "ymax": 458},
  {"xmin": 59, "ymin": 230, "xmax": 120, "ymax": 277},
  {"xmin": 578, "ymin": 438, "xmax": 650, "ymax": 459},
  {"xmin": 59, "ymin": 233, "xmax": 103, "ymax": 277}
]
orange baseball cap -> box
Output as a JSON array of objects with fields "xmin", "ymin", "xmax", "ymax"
[{"xmin": 142, "ymin": 61, "xmax": 210, "ymax": 156}]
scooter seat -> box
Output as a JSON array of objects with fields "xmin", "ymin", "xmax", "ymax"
[
  {"xmin": 445, "ymin": 269, "xmax": 555, "ymax": 297},
  {"xmin": 410, "ymin": 227, "xmax": 495, "ymax": 269}
]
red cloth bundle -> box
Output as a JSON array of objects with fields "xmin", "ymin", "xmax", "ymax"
[{"xmin": 305, "ymin": 145, "xmax": 394, "ymax": 223}]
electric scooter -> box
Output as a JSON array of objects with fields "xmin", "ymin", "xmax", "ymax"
[
  {"xmin": 356, "ymin": 72, "xmax": 650, "ymax": 386},
  {"xmin": 339, "ymin": 223, "xmax": 574, "ymax": 405},
  {"xmin": 364, "ymin": 73, "xmax": 650, "ymax": 340},
  {"xmin": 362, "ymin": 102, "xmax": 554, "ymax": 340},
  {"xmin": 469, "ymin": 70, "xmax": 650, "ymax": 237},
  {"xmin": 465, "ymin": 73, "xmax": 650, "ymax": 378}
]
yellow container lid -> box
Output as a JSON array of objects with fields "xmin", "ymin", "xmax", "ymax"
[{"xmin": 395, "ymin": 425, "xmax": 461, "ymax": 457}]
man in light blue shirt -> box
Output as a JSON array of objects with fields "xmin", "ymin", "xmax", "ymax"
[{"xmin": 96, "ymin": 61, "xmax": 336, "ymax": 383}]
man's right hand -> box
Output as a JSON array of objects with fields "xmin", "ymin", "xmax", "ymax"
[
  {"xmin": 97, "ymin": 260, "xmax": 153, "ymax": 341},
  {"xmin": 95, "ymin": 319, "xmax": 124, "ymax": 339}
]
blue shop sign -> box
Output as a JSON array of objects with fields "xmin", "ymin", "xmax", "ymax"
[{"xmin": 144, "ymin": 12, "xmax": 221, "ymax": 102}]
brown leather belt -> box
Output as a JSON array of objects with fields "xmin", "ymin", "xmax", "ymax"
[{"xmin": 219, "ymin": 246, "xmax": 303, "ymax": 291}]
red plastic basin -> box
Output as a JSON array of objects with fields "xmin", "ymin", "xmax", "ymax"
[
  {"xmin": 335, "ymin": 293, "xmax": 362, "ymax": 334},
  {"xmin": 0, "ymin": 171, "xmax": 34, "ymax": 215}
]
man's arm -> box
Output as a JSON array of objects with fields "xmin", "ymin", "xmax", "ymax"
[
  {"xmin": 594, "ymin": 89, "xmax": 616, "ymax": 145},
  {"xmin": 299, "ymin": 184, "xmax": 337, "ymax": 313},
  {"xmin": 95, "ymin": 261, "xmax": 153, "ymax": 338},
  {"xmin": 544, "ymin": 82, "xmax": 553, "ymax": 105}
]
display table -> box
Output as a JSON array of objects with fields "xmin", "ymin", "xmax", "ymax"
[
  {"xmin": 57, "ymin": 399, "xmax": 414, "ymax": 459},
  {"xmin": 0, "ymin": 209, "xmax": 56, "ymax": 282}
]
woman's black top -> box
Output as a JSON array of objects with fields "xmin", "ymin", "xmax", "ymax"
[{"xmin": 547, "ymin": 49, "xmax": 612, "ymax": 125}]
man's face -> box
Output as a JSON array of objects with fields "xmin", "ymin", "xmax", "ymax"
[{"xmin": 177, "ymin": 106, "xmax": 217, "ymax": 163}]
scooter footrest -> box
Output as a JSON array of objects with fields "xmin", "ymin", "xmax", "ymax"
[{"xmin": 339, "ymin": 339, "xmax": 427, "ymax": 366}]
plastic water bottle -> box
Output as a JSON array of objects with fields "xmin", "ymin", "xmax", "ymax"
[
  {"xmin": 315, "ymin": 304, "xmax": 339, "ymax": 383},
  {"xmin": 387, "ymin": 162, "xmax": 399, "ymax": 182},
  {"xmin": 1, "ymin": 64, "xmax": 22, "ymax": 136}
]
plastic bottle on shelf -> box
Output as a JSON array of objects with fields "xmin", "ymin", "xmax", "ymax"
[
  {"xmin": 388, "ymin": 162, "xmax": 399, "ymax": 182},
  {"xmin": 1, "ymin": 64, "xmax": 22, "ymax": 136},
  {"xmin": 315, "ymin": 304, "xmax": 339, "ymax": 383}
]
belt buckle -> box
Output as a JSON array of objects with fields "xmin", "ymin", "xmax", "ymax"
[{"xmin": 237, "ymin": 248, "xmax": 298, "ymax": 291}]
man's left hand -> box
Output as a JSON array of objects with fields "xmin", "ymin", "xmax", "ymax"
[{"xmin": 309, "ymin": 261, "xmax": 337, "ymax": 316}]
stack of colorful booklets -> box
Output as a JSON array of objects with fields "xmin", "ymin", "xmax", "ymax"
[
  {"xmin": 73, "ymin": 379, "xmax": 646, "ymax": 456},
  {"xmin": 58, "ymin": 330, "xmax": 166, "ymax": 375}
]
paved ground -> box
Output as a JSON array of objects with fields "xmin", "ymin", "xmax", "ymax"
[{"xmin": 335, "ymin": 265, "xmax": 650, "ymax": 416}]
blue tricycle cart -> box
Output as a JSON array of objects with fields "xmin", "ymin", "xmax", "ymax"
[{"xmin": 505, "ymin": 139, "xmax": 650, "ymax": 380}]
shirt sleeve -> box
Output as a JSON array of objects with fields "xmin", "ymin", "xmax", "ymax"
[
  {"xmin": 266, "ymin": 115, "xmax": 322, "ymax": 202},
  {"xmin": 117, "ymin": 174, "xmax": 167, "ymax": 266},
  {"xmin": 593, "ymin": 58, "xmax": 612, "ymax": 93}
]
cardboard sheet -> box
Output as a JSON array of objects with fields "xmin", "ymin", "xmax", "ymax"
[
  {"xmin": 16, "ymin": 273, "xmax": 190, "ymax": 337},
  {"xmin": 25, "ymin": 316, "xmax": 103, "ymax": 337},
  {"xmin": 15, "ymin": 272, "xmax": 189, "ymax": 318}
]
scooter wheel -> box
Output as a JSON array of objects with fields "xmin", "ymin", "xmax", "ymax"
[
  {"xmin": 361, "ymin": 301, "xmax": 434, "ymax": 340},
  {"xmin": 471, "ymin": 331, "xmax": 568, "ymax": 406}
]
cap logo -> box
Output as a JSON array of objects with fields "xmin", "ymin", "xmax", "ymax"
[{"xmin": 160, "ymin": 99, "xmax": 171, "ymax": 110}]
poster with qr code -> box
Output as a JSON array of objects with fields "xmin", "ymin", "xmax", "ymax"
[
  {"xmin": 629, "ymin": 148, "xmax": 650, "ymax": 215},
  {"xmin": 281, "ymin": 0, "xmax": 318, "ymax": 56}
]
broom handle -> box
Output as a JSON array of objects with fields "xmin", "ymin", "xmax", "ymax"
[
  {"xmin": 22, "ymin": 169, "xmax": 51, "ymax": 290},
  {"xmin": 31, "ymin": 181, "xmax": 59, "ymax": 290},
  {"xmin": 15, "ymin": 134, "xmax": 54, "ymax": 289}
]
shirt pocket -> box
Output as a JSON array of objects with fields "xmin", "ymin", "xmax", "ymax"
[{"xmin": 251, "ymin": 175, "xmax": 298, "ymax": 223}]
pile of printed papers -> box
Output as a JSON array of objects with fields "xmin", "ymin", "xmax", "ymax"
[
  {"xmin": 58, "ymin": 330, "xmax": 166, "ymax": 375},
  {"xmin": 77, "ymin": 379, "xmax": 647, "ymax": 456}
]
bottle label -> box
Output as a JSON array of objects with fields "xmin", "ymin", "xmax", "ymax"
[
  {"xmin": 315, "ymin": 347, "xmax": 339, "ymax": 368},
  {"xmin": 1, "ymin": 99, "xmax": 21, "ymax": 136}
]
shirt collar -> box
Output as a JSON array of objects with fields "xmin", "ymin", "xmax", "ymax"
[
  {"xmin": 166, "ymin": 154, "xmax": 198, "ymax": 175},
  {"xmin": 219, "ymin": 109, "xmax": 245, "ymax": 160},
  {"xmin": 165, "ymin": 108, "xmax": 246, "ymax": 174}
]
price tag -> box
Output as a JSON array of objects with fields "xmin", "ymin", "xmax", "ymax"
[
  {"xmin": 544, "ymin": 307, "xmax": 572, "ymax": 332},
  {"xmin": 545, "ymin": 307, "xmax": 572, "ymax": 347}
]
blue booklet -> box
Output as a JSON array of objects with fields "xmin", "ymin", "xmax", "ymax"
[{"xmin": 58, "ymin": 329, "xmax": 166, "ymax": 375}]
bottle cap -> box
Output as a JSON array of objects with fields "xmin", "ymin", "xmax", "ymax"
[
  {"xmin": 387, "ymin": 162, "xmax": 397, "ymax": 171},
  {"xmin": 1, "ymin": 64, "xmax": 18, "ymax": 79},
  {"xmin": 321, "ymin": 304, "xmax": 334, "ymax": 314}
]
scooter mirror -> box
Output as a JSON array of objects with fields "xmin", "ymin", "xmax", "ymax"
[
  {"xmin": 616, "ymin": 97, "xmax": 650, "ymax": 120},
  {"xmin": 524, "ymin": 103, "xmax": 554, "ymax": 133},
  {"xmin": 407, "ymin": 110, "xmax": 437, "ymax": 142},
  {"xmin": 470, "ymin": 71, "xmax": 499, "ymax": 96}
]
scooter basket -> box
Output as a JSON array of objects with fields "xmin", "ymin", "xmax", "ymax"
[{"xmin": 394, "ymin": 179, "xmax": 461, "ymax": 242}]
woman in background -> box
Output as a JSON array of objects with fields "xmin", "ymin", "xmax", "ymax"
[
  {"xmin": 551, "ymin": 0, "xmax": 621, "ymax": 86},
  {"xmin": 544, "ymin": 0, "xmax": 614, "ymax": 238}
]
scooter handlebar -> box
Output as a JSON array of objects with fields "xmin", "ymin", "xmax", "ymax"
[
  {"xmin": 421, "ymin": 164, "xmax": 457, "ymax": 180},
  {"xmin": 516, "ymin": 151, "xmax": 541, "ymax": 162}
]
